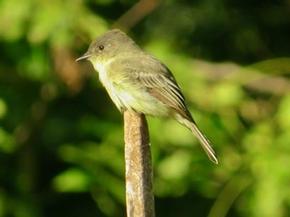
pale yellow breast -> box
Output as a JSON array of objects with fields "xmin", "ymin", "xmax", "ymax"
[
  {"xmin": 92, "ymin": 59, "xmax": 124, "ymax": 111},
  {"xmin": 91, "ymin": 58, "xmax": 170, "ymax": 116}
]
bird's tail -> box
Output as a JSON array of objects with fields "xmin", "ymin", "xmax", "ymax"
[{"xmin": 175, "ymin": 115, "xmax": 218, "ymax": 164}]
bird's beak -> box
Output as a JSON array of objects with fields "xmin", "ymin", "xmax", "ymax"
[{"xmin": 76, "ymin": 52, "xmax": 92, "ymax": 62}]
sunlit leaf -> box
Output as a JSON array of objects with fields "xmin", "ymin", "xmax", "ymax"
[{"xmin": 53, "ymin": 168, "xmax": 91, "ymax": 192}]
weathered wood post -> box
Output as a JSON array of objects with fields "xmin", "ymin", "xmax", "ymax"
[{"xmin": 124, "ymin": 110, "xmax": 155, "ymax": 217}]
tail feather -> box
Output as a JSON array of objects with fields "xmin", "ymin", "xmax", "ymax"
[
  {"xmin": 175, "ymin": 115, "xmax": 218, "ymax": 164},
  {"xmin": 190, "ymin": 122, "xmax": 218, "ymax": 164}
]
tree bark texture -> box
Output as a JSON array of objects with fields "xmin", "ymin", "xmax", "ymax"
[{"xmin": 124, "ymin": 111, "xmax": 155, "ymax": 217}]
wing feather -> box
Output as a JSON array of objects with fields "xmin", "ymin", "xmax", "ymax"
[
  {"xmin": 133, "ymin": 66, "xmax": 190, "ymax": 118},
  {"xmin": 110, "ymin": 55, "xmax": 191, "ymax": 119}
]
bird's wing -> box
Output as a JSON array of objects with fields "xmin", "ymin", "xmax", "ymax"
[{"xmin": 124, "ymin": 57, "xmax": 191, "ymax": 119}]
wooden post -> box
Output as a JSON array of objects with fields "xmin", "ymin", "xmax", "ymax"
[{"xmin": 124, "ymin": 110, "xmax": 155, "ymax": 217}]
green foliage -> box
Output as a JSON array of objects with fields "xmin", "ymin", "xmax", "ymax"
[{"xmin": 1, "ymin": 0, "xmax": 290, "ymax": 217}]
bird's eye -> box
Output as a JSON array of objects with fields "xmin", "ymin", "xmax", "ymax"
[{"xmin": 98, "ymin": 45, "xmax": 104, "ymax": 50}]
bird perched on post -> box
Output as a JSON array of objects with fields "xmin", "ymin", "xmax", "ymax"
[{"xmin": 76, "ymin": 29, "xmax": 218, "ymax": 164}]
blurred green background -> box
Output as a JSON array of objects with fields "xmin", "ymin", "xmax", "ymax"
[{"xmin": 1, "ymin": 0, "xmax": 290, "ymax": 217}]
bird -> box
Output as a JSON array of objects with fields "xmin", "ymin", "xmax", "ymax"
[{"xmin": 76, "ymin": 29, "xmax": 218, "ymax": 164}]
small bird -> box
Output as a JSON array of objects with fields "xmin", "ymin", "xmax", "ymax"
[{"xmin": 77, "ymin": 29, "xmax": 218, "ymax": 164}]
